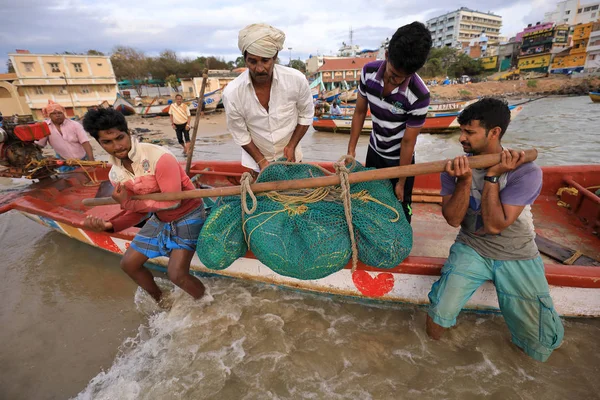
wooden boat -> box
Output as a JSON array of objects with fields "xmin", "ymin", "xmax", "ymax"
[
  {"xmin": 112, "ymin": 95, "xmax": 136, "ymax": 116},
  {"xmin": 0, "ymin": 160, "xmax": 599, "ymax": 317},
  {"xmin": 183, "ymin": 88, "xmax": 222, "ymax": 114},
  {"xmin": 320, "ymin": 88, "xmax": 341, "ymax": 103},
  {"xmin": 590, "ymin": 92, "xmax": 600, "ymax": 103},
  {"xmin": 428, "ymin": 99, "xmax": 476, "ymax": 112},
  {"xmin": 313, "ymin": 105, "xmax": 525, "ymax": 134},
  {"xmin": 339, "ymin": 89, "xmax": 358, "ymax": 103}
]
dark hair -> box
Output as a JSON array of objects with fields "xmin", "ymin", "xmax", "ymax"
[
  {"xmin": 457, "ymin": 98, "xmax": 511, "ymax": 138},
  {"xmin": 388, "ymin": 22, "xmax": 432, "ymax": 74},
  {"xmin": 175, "ymin": 94, "xmax": 183, "ymax": 99},
  {"xmin": 83, "ymin": 108, "xmax": 129, "ymax": 140}
]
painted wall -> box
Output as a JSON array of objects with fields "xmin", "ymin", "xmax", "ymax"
[
  {"xmin": 518, "ymin": 54, "xmax": 552, "ymax": 71},
  {"xmin": 0, "ymin": 81, "xmax": 32, "ymax": 116}
]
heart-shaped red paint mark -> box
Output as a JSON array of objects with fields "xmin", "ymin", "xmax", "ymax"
[{"xmin": 352, "ymin": 270, "xmax": 394, "ymax": 297}]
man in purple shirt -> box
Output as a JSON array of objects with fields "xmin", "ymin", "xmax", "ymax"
[
  {"xmin": 426, "ymin": 98, "xmax": 564, "ymax": 362},
  {"xmin": 348, "ymin": 22, "xmax": 432, "ymax": 223}
]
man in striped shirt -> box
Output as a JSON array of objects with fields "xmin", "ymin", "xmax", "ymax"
[{"xmin": 348, "ymin": 22, "xmax": 432, "ymax": 223}]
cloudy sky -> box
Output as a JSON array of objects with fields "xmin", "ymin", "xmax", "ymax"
[{"xmin": 2, "ymin": 0, "xmax": 557, "ymax": 72}]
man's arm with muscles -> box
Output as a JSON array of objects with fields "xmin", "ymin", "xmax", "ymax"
[
  {"xmin": 347, "ymin": 94, "xmax": 368, "ymax": 158},
  {"xmin": 284, "ymin": 78, "xmax": 315, "ymax": 162},
  {"xmin": 441, "ymin": 156, "xmax": 472, "ymax": 227},
  {"xmin": 481, "ymin": 149, "xmax": 527, "ymax": 234},
  {"xmin": 82, "ymin": 141, "xmax": 95, "ymax": 161},
  {"xmin": 283, "ymin": 124, "xmax": 309, "ymax": 162},
  {"xmin": 395, "ymin": 126, "xmax": 420, "ymax": 201},
  {"xmin": 243, "ymin": 141, "xmax": 269, "ymax": 169}
]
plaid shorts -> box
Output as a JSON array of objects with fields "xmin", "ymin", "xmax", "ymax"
[{"xmin": 130, "ymin": 204, "xmax": 205, "ymax": 258}]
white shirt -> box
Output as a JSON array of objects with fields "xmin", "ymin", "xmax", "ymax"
[{"xmin": 222, "ymin": 64, "xmax": 315, "ymax": 170}]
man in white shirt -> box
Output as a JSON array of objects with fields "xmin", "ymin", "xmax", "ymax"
[{"xmin": 222, "ymin": 23, "xmax": 314, "ymax": 171}]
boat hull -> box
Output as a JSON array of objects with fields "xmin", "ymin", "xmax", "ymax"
[
  {"xmin": 313, "ymin": 106, "xmax": 524, "ymax": 134},
  {"xmin": 590, "ymin": 92, "xmax": 600, "ymax": 103},
  {"xmin": 15, "ymin": 211, "xmax": 600, "ymax": 317},
  {"xmin": 3, "ymin": 160, "xmax": 599, "ymax": 317}
]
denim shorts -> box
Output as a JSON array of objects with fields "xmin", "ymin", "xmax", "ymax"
[{"xmin": 428, "ymin": 242, "xmax": 564, "ymax": 362}]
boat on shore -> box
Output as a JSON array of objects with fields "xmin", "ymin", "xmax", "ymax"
[
  {"xmin": 112, "ymin": 89, "xmax": 222, "ymax": 117},
  {"xmin": 590, "ymin": 92, "xmax": 600, "ymax": 103},
  {"xmin": 1, "ymin": 159, "xmax": 598, "ymax": 317},
  {"xmin": 313, "ymin": 105, "xmax": 525, "ymax": 134}
]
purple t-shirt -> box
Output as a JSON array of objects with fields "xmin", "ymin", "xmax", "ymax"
[{"xmin": 441, "ymin": 162, "xmax": 542, "ymax": 260}]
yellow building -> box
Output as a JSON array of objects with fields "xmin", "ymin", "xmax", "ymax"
[
  {"xmin": 0, "ymin": 73, "xmax": 32, "ymax": 117},
  {"xmin": 9, "ymin": 51, "xmax": 118, "ymax": 120},
  {"xmin": 550, "ymin": 22, "xmax": 600, "ymax": 73}
]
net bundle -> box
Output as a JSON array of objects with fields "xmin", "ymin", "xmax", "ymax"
[{"xmin": 197, "ymin": 159, "xmax": 413, "ymax": 280}]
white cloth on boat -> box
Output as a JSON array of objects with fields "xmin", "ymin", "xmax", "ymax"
[
  {"xmin": 238, "ymin": 23, "xmax": 285, "ymax": 58},
  {"xmin": 222, "ymin": 64, "xmax": 314, "ymax": 170}
]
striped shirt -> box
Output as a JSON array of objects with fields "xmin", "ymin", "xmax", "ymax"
[{"xmin": 358, "ymin": 60, "xmax": 430, "ymax": 160}]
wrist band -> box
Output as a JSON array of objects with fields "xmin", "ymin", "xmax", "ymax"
[{"xmin": 257, "ymin": 158, "xmax": 266, "ymax": 164}]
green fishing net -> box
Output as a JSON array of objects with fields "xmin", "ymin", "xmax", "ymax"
[{"xmin": 196, "ymin": 161, "xmax": 413, "ymax": 280}]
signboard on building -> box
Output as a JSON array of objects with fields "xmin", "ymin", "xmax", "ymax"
[{"xmin": 481, "ymin": 56, "xmax": 498, "ymax": 70}]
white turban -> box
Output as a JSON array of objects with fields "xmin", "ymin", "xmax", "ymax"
[{"xmin": 238, "ymin": 23, "xmax": 285, "ymax": 58}]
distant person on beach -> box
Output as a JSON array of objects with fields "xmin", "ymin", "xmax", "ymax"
[
  {"xmin": 169, "ymin": 94, "xmax": 192, "ymax": 155},
  {"xmin": 35, "ymin": 100, "xmax": 94, "ymax": 171},
  {"xmin": 82, "ymin": 108, "xmax": 206, "ymax": 305},
  {"xmin": 222, "ymin": 23, "xmax": 314, "ymax": 171},
  {"xmin": 425, "ymin": 98, "xmax": 564, "ymax": 362},
  {"xmin": 347, "ymin": 21, "xmax": 432, "ymax": 224}
]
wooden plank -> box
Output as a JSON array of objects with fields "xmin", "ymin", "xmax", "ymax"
[{"xmin": 535, "ymin": 234, "xmax": 600, "ymax": 267}]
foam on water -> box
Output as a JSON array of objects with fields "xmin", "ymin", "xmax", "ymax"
[{"xmin": 73, "ymin": 276, "xmax": 600, "ymax": 400}]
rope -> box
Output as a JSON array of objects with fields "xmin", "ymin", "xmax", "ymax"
[
  {"xmin": 564, "ymin": 250, "xmax": 583, "ymax": 265},
  {"xmin": 333, "ymin": 155, "xmax": 359, "ymax": 272},
  {"xmin": 556, "ymin": 186, "xmax": 578, "ymax": 208}
]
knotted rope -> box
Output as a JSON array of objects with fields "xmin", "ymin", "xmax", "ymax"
[{"xmin": 237, "ymin": 156, "xmax": 400, "ymax": 270}]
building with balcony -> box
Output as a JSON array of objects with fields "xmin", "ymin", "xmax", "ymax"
[
  {"xmin": 516, "ymin": 22, "xmax": 555, "ymax": 42},
  {"xmin": 314, "ymin": 57, "xmax": 375, "ymax": 91},
  {"xmin": 8, "ymin": 50, "xmax": 118, "ymax": 119},
  {"xmin": 517, "ymin": 25, "xmax": 570, "ymax": 73},
  {"xmin": 544, "ymin": 0, "xmax": 600, "ymax": 25},
  {"xmin": 550, "ymin": 22, "xmax": 600, "ymax": 73},
  {"xmin": 426, "ymin": 7, "xmax": 502, "ymax": 49},
  {"xmin": 584, "ymin": 25, "xmax": 600, "ymax": 72}
]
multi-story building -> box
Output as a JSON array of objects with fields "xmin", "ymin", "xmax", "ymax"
[
  {"xmin": 314, "ymin": 57, "xmax": 375, "ymax": 91},
  {"xmin": 426, "ymin": 7, "xmax": 502, "ymax": 48},
  {"xmin": 584, "ymin": 24, "xmax": 600, "ymax": 72},
  {"xmin": 517, "ymin": 25, "xmax": 570, "ymax": 73},
  {"xmin": 544, "ymin": 0, "xmax": 600, "ymax": 25},
  {"xmin": 8, "ymin": 50, "xmax": 118, "ymax": 119},
  {"xmin": 551, "ymin": 22, "xmax": 600, "ymax": 73},
  {"xmin": 516, "ymin": 22, "xmax": 555, "ymax": 42}
]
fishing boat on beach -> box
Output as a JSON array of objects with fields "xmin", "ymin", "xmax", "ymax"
[
  {"xmin": 590, "ymin": 92, "xmax": 600, "ymax": 103},
  {"xmin": 313, "ymin": 105, "xmax": 525, "ymax": 134},
  {"xmin": 0, "ymin": 155, "xmax": 598, "ymax": 317}
]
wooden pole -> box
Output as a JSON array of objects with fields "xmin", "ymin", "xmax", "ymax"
[
  {"xmin": 83, "ymin": 149, "xmax": 537, "ymax": 207},
  {"xmin": 185, "ymin": 69, "xmax": 209, "ymax": 175}
]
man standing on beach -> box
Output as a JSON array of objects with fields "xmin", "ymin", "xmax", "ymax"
[
  {"xmin": 222, "ymin": 23, "xmax": 314, "ymax": 171},
  {"xmin": 169, "ymin": 94, "xmax": 192, "ymax": 155},
  {"xmin": 347, "ymin": 22, "xmax": 432, "ymax": 223}
]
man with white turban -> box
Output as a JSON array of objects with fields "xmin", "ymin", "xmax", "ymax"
[
  {"xmin": 36, "ymin": 100, "xmax": 95, "ymax": 170},
  {"xmin": 223, "ymin": 23, "xmax": 314, "ymax": 171}
]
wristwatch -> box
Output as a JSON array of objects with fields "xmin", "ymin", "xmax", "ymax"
[{"xmin": 484, "ymin": 175, "xmax": 500, "ymax": 184}]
